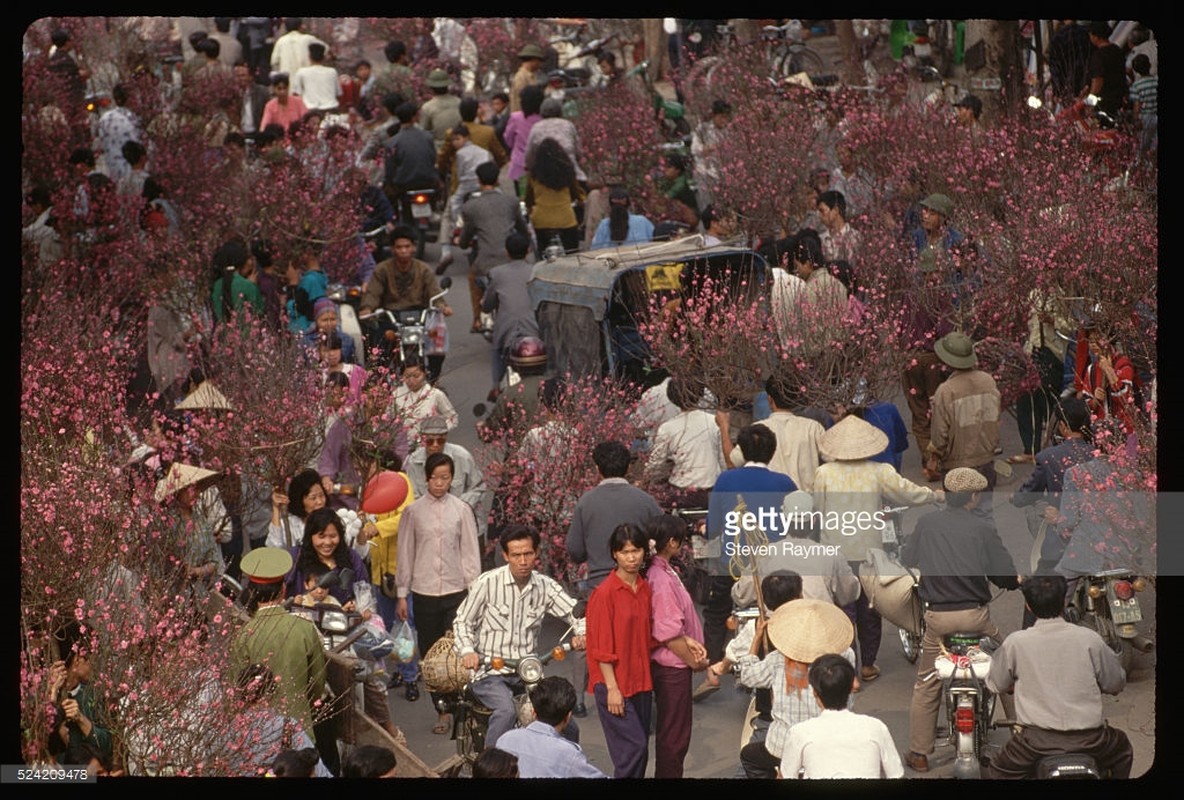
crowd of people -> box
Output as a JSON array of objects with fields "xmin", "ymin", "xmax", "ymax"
[{"xmin": 22, "ymin": 17, "xmax": 1154, "ymax": 780}]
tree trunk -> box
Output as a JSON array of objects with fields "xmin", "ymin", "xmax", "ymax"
[
  {"xmin": 834, "ymin": 19, "xmax": 865, "ymax": 85},
  {"xmin": 642, "ymin": 18, "xmax": 666, "ymax": 81},
  {"xmin": 993, "ymin": 20, "xmax": 1025, "ymax": 112}
]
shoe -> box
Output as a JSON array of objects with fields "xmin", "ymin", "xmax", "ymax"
[
  {"xmin": 860, "ymin": 665, "xmax": 881, "ymax": 682},
  {"xmin": 434, "ymin": 250, "xmax": 454, "ymax": 275},
  {"xmin": 692, "ymin": 679, "xmax": 720, "ymax": 702},
  {"xmin": 905, "ymin": 751, "xmax": 929, "ymax": 773},
  {"xmin": 1006, "ymin": 453, "xmax": 1036, "ymax": 465},
  {"xmin": 432, "ymin": 713, "xmax": 452, "ymax": 735},
  {"xmin": 572, "ymin": 701, "xmax": 587, "ymax": 718},
  {"xmin": 405, "ymin": 682, "xmax": 420, "ymax": 702},
  {"xmin": 388, "ymin": 672, "xmax": 405, "ymax": 689}
]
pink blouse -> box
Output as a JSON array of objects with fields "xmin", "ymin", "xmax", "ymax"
[{"xmin": 647, "ymin": 555, "xmax": 705, "ymax": 669}]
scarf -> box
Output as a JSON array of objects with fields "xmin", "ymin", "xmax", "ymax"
[{"xmin": 783, "ymin": 656, "xmax": 810, "ymax": 696}]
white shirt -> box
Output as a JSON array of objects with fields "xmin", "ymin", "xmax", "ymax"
[
  {"xmin": 291, "ymin": 63, "xmax": 342, "ymax": 111},
  {"xmin": 646, "ymin": 409, "xmax": 725, "ymax": 489},
  {"xmin": 779, "ymin": 708, "xmax": 904, "ymax": 779},
  {"xmin": 728, "ymin": 411, "xmax": 824, "ymax": 491},
  {"xmin": 387, "ymin": 384, "xmax": 459, "ymax": 435},
  {"xmin": 633, "ymin": 378, "xmax": 681, "ymax": 439},
  {"xmin": 770, "ymin": 268, "xmax": 806, "ymax": 347},
  {"xmin": 270, "ymin": 30, "xmax": 328, "ymax": 77},
  {"xmin": 737, "ymin": 646, "xmax": 856, "ymax": 759},
  {"xmin": 22, "ymin": 208, "xmax": 63, "ymax": 267}
]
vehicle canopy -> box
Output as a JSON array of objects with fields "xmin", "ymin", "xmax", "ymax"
[{"xmin": 527, "ymin": 235, "xmax": 769, "ymax": 384}]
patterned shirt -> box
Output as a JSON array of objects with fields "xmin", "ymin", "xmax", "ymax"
[
  {"xmin": 737, "ymin": 646, "xmax": 856, "ymax": 759},
  {"xmin": 452, "ymin": 565, "xmax": 583, "ymax": 678},
  {"xmin": 1129, "ymin": 75, "xmax": 1158, "ymax": 117},
  {"xmin": 819, "ymin": 222, "xmax": 862, "ymax": 271}
]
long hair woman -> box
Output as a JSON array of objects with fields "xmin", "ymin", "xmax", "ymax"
[
  {"xmin": 590, "ymin": 187, "xmax": 655, "ymax": 250},
  {"xmin": 525, "ymin": 137, "xmax": 586, "ymax": 256}
]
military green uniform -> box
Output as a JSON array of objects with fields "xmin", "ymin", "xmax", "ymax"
[{"xmin": 230, "ymin": 605, "xmax": 326, "ymax": 741}]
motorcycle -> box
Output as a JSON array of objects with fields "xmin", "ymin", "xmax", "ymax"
[
  {"xmin": 934, "ymin": 632, "xmax": 996, "ymax": 779},
  {"xmin": 437, "ymin": 637, "xmax": 577, "ymax": 777},
  {"xmin": 397, "ymin": 187, "xmax": 439, "ymax": 260},
  {"xmin": 1065, "ymin": 569, "xmax": 1153, "ymax": 673},
  {"xmin": 326, "ymin": 282, "xmax": 366, "ymax": 368},
  {"xmin": 358, "ymin": 276, "xmax": 452, "ymax": 374},
  {"xmin": 878, "ymin": 506, "xmax": 924, "ymax": 663}
]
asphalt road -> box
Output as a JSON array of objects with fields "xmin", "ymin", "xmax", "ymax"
[{"xmin": 371, "ymin": 237, "xmax": 1156, "ymax": 781}]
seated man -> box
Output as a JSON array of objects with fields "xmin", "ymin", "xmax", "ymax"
[
  {"xmin": 778, "ymin": 654, "xmax": 904, "ymax": 779},
  {"xmin": 452, "ymin": 525, "xmax": 586, "ymax": 748},
  {"xmin": 986, "ymin": 574, "xmax": 1133, "ymax": 779},
  {"xmin": 359, "ymin": 224, "xmax": 453, "ymax": 379},
  {"xmin": 496, "ymin": 676, "xmax": 606, "ymax": 778}
]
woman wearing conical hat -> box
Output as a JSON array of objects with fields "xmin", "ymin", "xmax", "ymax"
[{"xmin": 811, "ymin": 415, "xmax": 943, "ymax": 684}]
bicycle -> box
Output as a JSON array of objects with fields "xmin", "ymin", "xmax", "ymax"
[{"xmin": 683, "ymin": 21, "xmax": 831, "ymax": 102}]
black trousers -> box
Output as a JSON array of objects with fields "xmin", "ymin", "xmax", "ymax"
[
  {"xmin": 412, "ymin": 590, "xmax": 467, "ymax": 706},
  {"xmin": 703, "ymin": 575, "xmax": 736, "ymax": 664},
  {"xmin": 987, "ymin": 724, "xmax": 1133, "ymax": 779}
]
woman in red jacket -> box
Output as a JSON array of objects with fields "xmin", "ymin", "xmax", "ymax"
[{"xmin": 586, "ymin": 523, "xmax": 654, "ymax": 778}]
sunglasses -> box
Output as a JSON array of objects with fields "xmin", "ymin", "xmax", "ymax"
[{"xmin": 422, "ymin": 436, "xmax": 447, "ymax": 445}]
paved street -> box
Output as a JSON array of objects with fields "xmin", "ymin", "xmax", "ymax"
[{"xmin": 373, "ymin": 241, "xmax": 1156, "ymax": 780}]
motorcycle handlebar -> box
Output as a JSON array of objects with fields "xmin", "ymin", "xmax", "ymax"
[{"xmin": 477, "ymin": 642, "xmax": 576, "ymax": 670}]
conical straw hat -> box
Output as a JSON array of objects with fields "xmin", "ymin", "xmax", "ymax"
[
  {"xmin": 818, "ymin": 415, "xmax": 889, "ymax": 462},
  {"xmin": 155, "ymin": 463, "xmax": 219, "ymax": 503},
  {"xmin": 176, "ymin": 381, "xmax": 233, "ymax": 410},
  {"xmin": 766, "ymin": 598, "xmax": 855, "ymax": 664}
]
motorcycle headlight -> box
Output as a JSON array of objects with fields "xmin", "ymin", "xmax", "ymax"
[
  {"xmin": 321, "ymin": 610, "xmax": 350, "ymax": 633},
  {"xmin": 518, "ymin": 656, "xmax": 543, "ymax": 684}
]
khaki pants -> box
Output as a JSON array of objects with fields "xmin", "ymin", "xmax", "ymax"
[
  {"xmin": 901, "ymin": 351, "xmax": 947, "ymax": 454},
  {"xmin": 908, "ymin": 606, "xmax": 1003, "ymax": 755}
]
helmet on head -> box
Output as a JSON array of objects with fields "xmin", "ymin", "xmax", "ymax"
[{"xmin": 509, "ymin": 336, "xmax": 547, "ymax": 370}]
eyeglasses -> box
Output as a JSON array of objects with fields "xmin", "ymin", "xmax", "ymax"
[{"xmin": 422, "ymin": 436, "xmax": 446, "ymax": 445}]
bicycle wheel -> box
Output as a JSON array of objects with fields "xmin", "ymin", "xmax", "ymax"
[{"xmin": 779, "ymin": 45, "xmax": 826, "ymax": 78}]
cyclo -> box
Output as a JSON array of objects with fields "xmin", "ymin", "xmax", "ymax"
[{"xmin": 527, "ymin": 235, "xmax": 770, "ymax": 387}]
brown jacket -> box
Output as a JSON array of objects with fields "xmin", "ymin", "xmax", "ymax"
[{"xmin": 929, "ymin": 368, "xmax": 1000, "ymax": 469}]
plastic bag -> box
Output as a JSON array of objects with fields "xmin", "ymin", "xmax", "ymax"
[
  {"xmin": 425, "ymin": 308, "xmax": 449, "ymax": 355},
  {"xmin": 391, "ymin": 619, "xmax": 416, "ymax": 664},
  {"xmin": 353, "ymin": 621, "xmax": 396, "ymax": 661}
]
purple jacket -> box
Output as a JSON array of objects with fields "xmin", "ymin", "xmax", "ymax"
[{"xmin": 503, "ymin": 111, "xmax": 541, "ymax": 182}]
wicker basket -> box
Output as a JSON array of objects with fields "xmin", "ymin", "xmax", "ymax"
[{"xmin": 421, "ymin": 630, "xmax": 468, "ymax": 694}]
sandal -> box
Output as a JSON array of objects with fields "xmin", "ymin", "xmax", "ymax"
[
  {"xmin": 860, "ymin": 665, "xmax": 881, "ymax": 682},
  {"xmin": 1006, "ymin": 454, "xmax": 1036, "ymax": 465},
  {"xmin": 432, "ymin": 713, "xmax": 452, "ymax": 735}
]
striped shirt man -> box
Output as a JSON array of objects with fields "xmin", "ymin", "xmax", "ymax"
[
  {"xmin": 1129, "ymin": 75, "xmax": 1158, "ymax": 117},
  {"xmin": 453, "ymin": 564, "xmax": 583, "ymax": 678}
]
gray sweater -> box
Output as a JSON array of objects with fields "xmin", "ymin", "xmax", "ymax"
[{"xmin": 566, "ymin": 479, "xmax": 662, "ymax": 586}]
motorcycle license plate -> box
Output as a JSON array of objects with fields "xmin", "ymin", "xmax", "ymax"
[
  {"xmin": 411, "ymin": 203, "xmax": 432, "ymax": 219},
  {"xmin": 1107, "ymin": 591, "xmax": 1143, "ymax": 624}
]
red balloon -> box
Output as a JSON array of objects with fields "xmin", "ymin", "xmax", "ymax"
[{"xmin": 361, "ymin": 471, "xmax": 409, "ymax": 514}]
